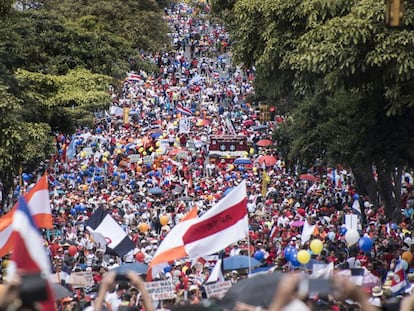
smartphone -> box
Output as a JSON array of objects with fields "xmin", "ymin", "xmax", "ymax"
[{"xmin": 297, "ymin": 278, "xmax": 333, "ymax": 298}]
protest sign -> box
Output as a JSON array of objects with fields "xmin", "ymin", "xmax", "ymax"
[
  {"xmin": 67, "ymin": 271, "xmax": 94, "ymax": 287},
  {"xmin": 144, "ymin": 280, "xmax": 176, "ymax": 300},
  {"xmin": 204, "ymin": 281, "xmax": 232, "ymax": 299}
]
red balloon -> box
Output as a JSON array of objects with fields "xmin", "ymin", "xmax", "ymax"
[
  {"xmin": 68, "ymin": 245, "xmax": 77, "ymax": 256},
  {"xmin": 135, "ymin": 252, "xmax": 145, "ymax": 262}
]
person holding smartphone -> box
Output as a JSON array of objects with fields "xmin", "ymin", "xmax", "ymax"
[{"xmin": 94, "ymin": 272, "xmax": 154, "ymax": 311}]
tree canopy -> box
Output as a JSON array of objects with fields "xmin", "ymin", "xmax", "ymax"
[
  {"xmin": 215, "ymin": 0, "xmax": 414, "ymax": 219},
  {"xmin": 0, "ymin": 0, "xmax": 171, "ymax": 192}
]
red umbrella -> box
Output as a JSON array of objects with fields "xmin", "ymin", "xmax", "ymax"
[
  {"xmin": 257, "ymin": 155, "xmax": 277, "ymax": 167},
  {"xmin": 243, "ymin": 120, "xmax": 255, "ymax": 126},
  {"xmin": 299, "ymin": 173, "xmax": 319, "ymax": 182},
  {"xmin": 256, "ymin": 139, "xmax": 273, "ymax": 147}
]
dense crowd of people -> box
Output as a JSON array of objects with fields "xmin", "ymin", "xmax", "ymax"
[{"xmin": 1, "ymin": 1, "xmax": 414, "ymax": 310}]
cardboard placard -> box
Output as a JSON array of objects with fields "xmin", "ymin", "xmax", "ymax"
[
  {"xmin": 144, "ymin": 280, "xmax": 176, "ymax": 300},
  {"xmin": 204, "ymin": 281, "xmax": 232, "ymax": 299},
  {"xmin": 67, "ymin": 271, "xmax": 94, "ymax": 287}
]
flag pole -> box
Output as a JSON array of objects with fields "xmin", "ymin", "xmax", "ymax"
[{"xmin": 247, "ymin": 233, "xmax": 252, "ymax": 274}]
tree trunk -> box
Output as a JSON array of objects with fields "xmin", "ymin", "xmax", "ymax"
[
  {"xmin": 376, "ymin": 162, "xmax": 401, "ymax": 222},
  {"xmin": 352, "ymin": 161, "xmax": 378, "ymax": 206}
]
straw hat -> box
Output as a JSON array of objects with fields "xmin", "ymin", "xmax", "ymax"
[{"xmin": 372, "ymin": 286, "xmax": 383, "ymax": 297}]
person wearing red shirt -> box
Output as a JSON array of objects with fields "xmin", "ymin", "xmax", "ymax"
[{"xmin": 327, "ymin": 250, "xmax": 339, "ymax": 264}]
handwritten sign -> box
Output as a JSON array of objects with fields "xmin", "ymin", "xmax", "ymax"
[
  {"xmin": 204, "ymin": 281, "xmax": 232, "ymax": 299},
  {"xmin": 144, "ymin": 280, "xmax": 176, "ymax": 300},
  {"xmin": 67, "ymin": 271, "xmax": 94, "ymax": 287}
]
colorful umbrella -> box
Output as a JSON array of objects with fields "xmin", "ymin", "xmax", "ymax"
[
  {"xmin": 256, "ymin": 139, "xmax": 273, "ymax": 147},
  {"xmin": 223, "ymin": 255, "xmax": 262, "ymax": 271},
  {"xmin": 234, "ymin": 158, "xmax": 252, "ymax": 165},
  {"xmin": 257, "ymin": 155, "xmax": 277, "ymax": 167},
  {"xmin": 291, "ymin": 220, "xmax": 305, "ymax": 227},
  {"xmin": 299, "ymin": 173, "xmax": 319, "ymax": 182}
]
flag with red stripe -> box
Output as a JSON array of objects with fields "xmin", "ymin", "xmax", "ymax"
[
  {"xmin": 176, "ymin": 104, "xmax": 193, "ymax": 116},
  {"xmin": 182, "ymin": 181, "xmax": 248, "ymax": 257},
  {"xmin": 8, "ymin": 196, "xmax": 56, "ymax": 310},
  {"xmin": 0, "ymin": 175, "xmax": 52, "ymax": 257},
  {"xmin": 148, "ymin": 181, "xmax": 248, "ymax": 280}
]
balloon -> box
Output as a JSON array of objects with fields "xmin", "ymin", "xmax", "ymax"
[
  {"xmin": 345, "ymin": 229, "xmax": 360, "ymax": 246},
  {"xmin": 353, "ymin": 193, "xmax": 359, "ymax": 200},
  {"xmin": 135, "ymin": 252, "xmax": 145, "ymax": 262},
  {"xmin": 22, "ymin": 173, "xmax": 30, "ymax": 182},
  {"xmin": 120, "ymin": 173, "xmax": 126, "ymax": 179},
  {"xmin": 358, "ymin": 237, "xmax": 374, "ymax": 252},
  {"xmin": 156, "ymin": 141, "xmax": 161, "ymax": 147},
  {"xmin": 340, "ymin": 227, "xmax": 347, "ymax": 236},
  {"xmin": 139, "ymin": 223, "xmax": 149, "ymax": 233},
  {"xmin": 310, "ymin": 239, "xmax": 323, "ymax": 254},
  {"xmin": 68, "ymin": 245, "xmax": 77, "ymax": 256},
  {"xmin": 401, "ymin": 259, "xmax": 409, "ymax": 271},
  {"xmin": 138, "ymin": 147, "xmax": 144, "ymax": 153},
  {"xmin": 327, "ymin": 232, "xmax": 335, "ymax": 241},
  {"xmin": 402, "ymin": 251, "xmax": 413, "ymax": 263},
  {"xmin": 297, "ymin": 250, "xmax": 311, "ymax": 265},
  {"xmin": 160, "ymin": 215, "xmax": 169, "ymax": 226},
  {"xmin": 284, "ymin": 246, "xmax": 296, "ymax": 262},
  {"xmin": 249, "ymin": 148, "xmax": 255, "ymax": 155},
  {"xmin": 254, "ymin": 250, "xmax": 264, "ymax": 261},
  {"xmin": 290, "ymin": 252, "xmax": 301, "ymax": 267},
  {"xmin": 70, "ymin": 208, "xmax": 77, "ymax": 215}
]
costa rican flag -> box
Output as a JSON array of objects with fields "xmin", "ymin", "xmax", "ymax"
[
  {"xmin": 176, "ymin": 103, "xmax": 193, "ymax": 116},
  {"xmin": 8, "ymin": 196, "xmax": 56, "ymax": 310}
]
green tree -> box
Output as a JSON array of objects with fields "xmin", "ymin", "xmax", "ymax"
[
  {"xmin": 0, "ymin": 84, "xmax": 52, "ymax": 199},
  {"xmin": 15, "ymin": 68, "xmax": 112, "ymax": 133},
  {"xmin": 36, "ymin": 0, "xmax": 170, "ymax": 52},
  {"xmin": 225, "ymin": 0, "xmax": 414, "ymax": 220}
]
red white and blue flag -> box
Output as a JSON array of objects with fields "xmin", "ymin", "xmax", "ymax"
[
  {"xmin": 8, "ymin": 196, "xmax": 56, "ymax": 310},
  {"xmin": 176, "ymin": 104, "xmax": 193, "ymax": 116},
  {"xmin": 391, "ymin": 263, "xmax": 408, "ymax": 294}
]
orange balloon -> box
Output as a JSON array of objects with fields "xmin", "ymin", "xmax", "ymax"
[
  {"xmin": 139, "ymin": 222, "xmax": 149, "ymax": 233},
  {"xmin": 160, "ymin": 215, "xmax": 169, "ymax": 226},
  {"xmin": 402, "ymin": 251, "xmax": 413, "ymax": 263}
]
